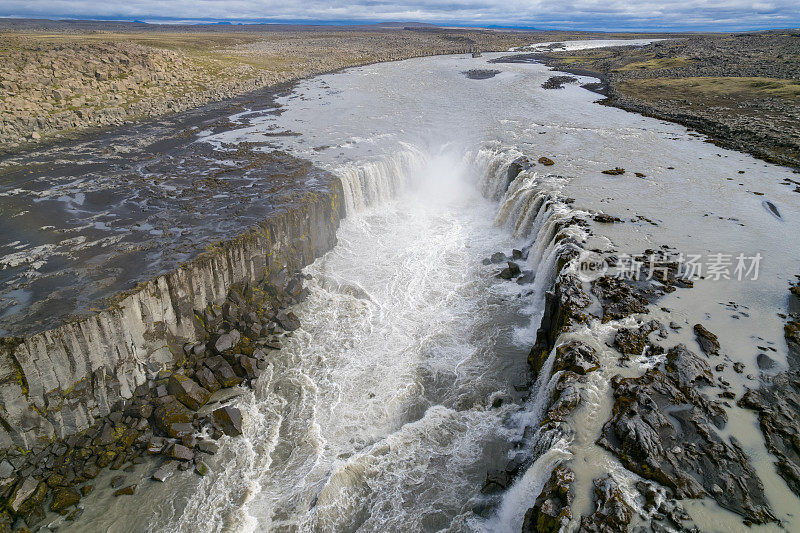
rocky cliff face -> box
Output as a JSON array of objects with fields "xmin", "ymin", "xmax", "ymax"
[{"xmin": 0, "ymin": 182, "xmax": 344, "ymax": 451}]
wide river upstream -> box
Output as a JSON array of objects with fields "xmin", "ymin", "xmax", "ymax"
[{"xmin": 59, "ymin": 40, "xmax": 799, "ymax": 532}]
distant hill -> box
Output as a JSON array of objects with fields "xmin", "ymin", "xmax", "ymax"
[
  {"xmin": 0, "ymin": 17, "xmax": 449, "ymax": 32},
  {"xmin": 369, "ymin": 22, "xmax": 441, "ymax": 29}
]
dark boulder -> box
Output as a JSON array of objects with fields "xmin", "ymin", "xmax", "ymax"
[
  {"xmin": 195, "ymin": 461, "xmax": 210, "ymax": 476},
  {"xmin": 601, "ymin": 167, "xmax": 625, "ymax": 175},
  {"xmin": 8, "ymin": 477, "xmax": 43, "ymax": 515},
  {"xmin": 204, "ymin": 356, "xmax": 242, "ymax": 388},
  {"xmin": 213, "ymin": 330, "xmax": 241, "ymax": 354},
  {"xmin": 544, "ymin": 371, "xmax": 586, "ymax": 424},
  {"xmin": 579, "ymin": 476, "xmax": 634, "ymax": 532},
  {"xmin": 664, "ymin": 344, "xmax": 713, "ymax": 390},
  {"xmin": 491, "ymin": 252, "xmax": 508, "ymax": 263},
  {"xmin": 167, "ymin": 374, "xmax": 211, "ymax": 410},
  {"xmin": 756, "ymin": 353, "xmax": 776, "ymax": 370},
  {"xmin": 593, "ymin": 213, "xmax": 621, "ymax": 223},
  {"xmin": 592, "ymin": 276, "xmax": 652, "ymax": 322},
  {"xmin": 152, "ymin": 462, "xmax": 176, "ymax": 482},
  {"xmin": 170, "ymin": 443, "xmax": 194, "ymax": 462},
  {"xmin": 522, "ymin": 465, "xmax": 574, "ymax": 532},
  {"xmin": 8, "ymin": 477, "xmax": 46, "ymax": 524},
  {"xmin": 462, "ymin": 68, "xmax": 500, "ymax": 80},
  {"xmin": 213, "ymin": 406, "xmax": 243, "ymax": 437},
  {"xmin": 541, "ymin": 75, "xmax": 577, "ymax": 90},
  {"xmin": 480, "ymin": 469, "xmax": 511, "ymax": 494},
  {"xmin": 693, "ymin": 323, "xmax": 720, "ymax": 355},
  {"xmin": 553, "ymin": 341, "xmax": 599, "ymax": 375},
  {"xmin": 499, "ymin": 262, "xmax": 521, "ymax": 280},
  {"xmin": 153, "ymin": 398, "xmax": 194, "ymax": 438},
  {"xmin": 194, "ymin": 366, "xmax": 221, "ymax": 393},
  {"xmin": 113, "ymin": 485, "xmax": 136, "ymax": 496},
  {"xmin": 239, "ymin": 355, "xmax": 260, "ymax": 380},
  {"xmin": 275, "ymin": 310, "xmax": 301, "ymax": 331},
  {"xmin": 96, "ymin": 422, "xmax": 116, "ymax": 446},
  {"xmin": 612, "ymin": 321, "xmax": 663, "ymax": 356}
]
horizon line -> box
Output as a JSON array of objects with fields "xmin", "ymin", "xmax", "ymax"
[{"xmin": 1, "ymin": 15, "xmax": 798, "ymax": 33}]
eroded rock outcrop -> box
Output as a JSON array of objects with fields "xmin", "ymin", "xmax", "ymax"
[
  {"xmin": 736, "ymin": 278, "xmax": 800, "ymax": 498},
  {"xmin": 518, "ymin": 246, "xmax": 774, "ymax": 530},
  {"xmin": 693, "ymin": 323, "xmax": 721, "ymax": 356},
  {"xmin": 0, "ymin": 178, "xmax": 344, "ymax": 451},
  {"xmin": 738, "ymin": 372, "xmax": 800, "ymax": 497},
  {"xmin": 579, "ymin": 475, "xmax": 635, "ymax": 532},
  {"xmin": 522, "ymin": 465, "xmax": 574, "ymax": 532},
  {"xmin": 0, "ymin": 274, "xmax": 312, "ymax": 527},
  {"xmin": 598, "ymin": 344, "xmax": 775, "ymax": 524}
]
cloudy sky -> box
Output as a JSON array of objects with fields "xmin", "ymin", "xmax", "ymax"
[{"xmin": 1, "ymin": 0, "xmax": 797, "ymax": 31}]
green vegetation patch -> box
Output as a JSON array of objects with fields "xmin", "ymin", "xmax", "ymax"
[
  {"xmin": 619, "ymin": 76, "xmax": 800, "ymax": 101},
  {"xmin": 616, "ymin": 56, "xmax": 694, "ymax": 71}
]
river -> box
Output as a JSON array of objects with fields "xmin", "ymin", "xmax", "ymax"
[{"xmin": 62, "ymin": 40, "xmax": 800, "ymax": 532}]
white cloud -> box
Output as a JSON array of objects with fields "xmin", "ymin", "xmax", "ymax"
[{"xmin": 1, "ymin": 0, "xmax": 798, "ymax": 30}]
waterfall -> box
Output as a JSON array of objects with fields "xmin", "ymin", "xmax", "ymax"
[
  {"xmin": 466, "ymin": 145, "xmax": 593, "ymax": 532},
  {"xmin": 469, "ymin": 146, "xmax": 525, "ymax": 201},
  {"xmin": 330, "ymin": 143, "xmax": 587, "ymax": 533},
  {"xmin": 333, "ymin": 143, "xmax": 428, "ymax": 214}
]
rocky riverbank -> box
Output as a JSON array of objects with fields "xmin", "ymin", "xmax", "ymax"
[
  {"xmin": 520, "ymin": 248, "xmax": 776, "ymax": 530},
  {"xmin": 513, "ymin": 30, "xmax": 800, "ymax": 169},
  {"xmin": 476, "ymin": 157, "xmax": 785, "ymax": 530},
  {"xmin": 736, "ymin": 278, "xmax": 800, "ymax": 499},
  {"xmin": 0, "ymin": 23, "xmax": 604, "ymax": 154},
  {"xmin": 0, "ymin": 273, "xmax": 312, "ymax": 529}
]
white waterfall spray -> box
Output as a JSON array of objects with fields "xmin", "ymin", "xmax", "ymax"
[
  {"xmin": 333, "ymin": 143, "xmax": 428, "ymax": 214},
  {"xmin": 465, "ymin": 145, "xmax": 594, "ymax": 533},
  {"xmin": 118, "ymin": 143, "xmax": 592, "ymax": 533}
]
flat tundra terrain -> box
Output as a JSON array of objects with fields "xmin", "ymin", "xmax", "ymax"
[
  {"xmin": 532, "ymin": 30, "xmax": 800, "ymax": 167},
  {"xmin": 0, "ymin": 24, "xmax": 661, "ymax": 153}
]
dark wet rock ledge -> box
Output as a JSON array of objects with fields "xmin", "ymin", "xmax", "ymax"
[
  {"xmin": 481, "ymin": 230, "xmax": 779, "ymax": 530},
  {"xmin": 737, "ymin": 277, "xmax": 800, "ymax": 499},
  {"xmin": 523, "ymin": 250, "xmax": 778, "ymax": 530},
  {"xmin": 0, "ymin": 171, "xmax": 346, "ymax": 527}
]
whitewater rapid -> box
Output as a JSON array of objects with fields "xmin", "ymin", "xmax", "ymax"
[
  {"xmin": 169, "ymin": 149, "xmax": 538, "ymax": 532},
  {"xmin": 61, "ymin": 39, "xmax": 800, "ymax": 532}
]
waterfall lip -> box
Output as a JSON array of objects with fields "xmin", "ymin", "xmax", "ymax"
[
  {"xmin": 478, "ymin": 141, "xmax": 792, "ymax": 530},
  {"xmin": 7, "ymin": 36, "xmax": 799, "ymax": 531}
]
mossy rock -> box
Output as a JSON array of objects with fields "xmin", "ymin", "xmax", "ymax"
[
  {"xmin": 0, "ymin": 511, "xmax": 12, "ymax": 533},
  {"xmin": 49, "ymin": 487, "xmax": 80, "ymax": 513},
  {"xmin": 153, "ymin": 398, "xmax": 194, "ymax": 437}
]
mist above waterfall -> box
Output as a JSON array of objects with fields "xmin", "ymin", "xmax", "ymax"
[{"xmin": 58, "ymin": 40, "xmax": 800, "ymax": 532}]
